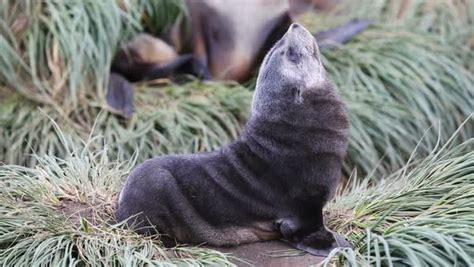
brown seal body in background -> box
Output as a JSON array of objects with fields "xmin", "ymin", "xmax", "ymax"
[{"xmin": 107, "ymin": 0, "xmax": 370, "ymax": 118}]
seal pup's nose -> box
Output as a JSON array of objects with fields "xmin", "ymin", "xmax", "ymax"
[
  {"xmin": 290, "ymin": 23, "xmax": 300, "ymax": 29},
  {"xmin": 287, "ymin": 23, "xmax": 314, "ymax": 42},
  {"xmin": 288, "ymin": 23, "xmax": 313, "ymax": 39},
  {"xmin": 285, "ymin": 23, "xmax": 318, "ymax": 57}
]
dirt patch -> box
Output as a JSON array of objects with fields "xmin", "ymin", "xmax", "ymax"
[
  {"xmin": 55, "ymin": 196, "xmax": 116, "ymax": 227},
  {"xmin": 209, "ymin": 240, "xmax": 324, "ymax": 267},
  {"xmin": 0, "ymin": 87, "xmax": 13, "ymax": 99},
  {"xmin": 55, "ymin": 197, "xmax": 325, "ymax": 265}
]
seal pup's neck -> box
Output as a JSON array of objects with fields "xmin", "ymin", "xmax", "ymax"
[
  {"xmin": 241, "ymin": 81, "xmax": 348, "ymax": 163},
  {"xmin": 236, "ymin": 23, "xmax": 348, "ymax": 166}
]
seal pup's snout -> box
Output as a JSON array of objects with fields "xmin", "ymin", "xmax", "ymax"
[
  {"xmin": 254, "ymin": 23, "xmax": 326, "ymax": 113},
  {"xmin": 284, "ymin": 23, "xmax": 320, "ymax": 61},
  {"xmin": 287, "ymin": 23, "xmax": 313, "ymax": 42}
]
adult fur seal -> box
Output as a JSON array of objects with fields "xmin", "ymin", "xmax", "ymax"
[
  {"xmin": 106, "ymin": 0, "xmax": 370, "ymax": 118},
  {"xmin": 116, "ymin": 23, "xmax": 350, "ymax": 256}
]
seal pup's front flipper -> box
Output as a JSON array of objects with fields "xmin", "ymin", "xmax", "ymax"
[
  {"xmin": 292, "ymin": 228, "xmax": 351, "ymax": 256},
  {"xmin": 275, "ymin": 216, "xmax": 351, "ymax": 257}
]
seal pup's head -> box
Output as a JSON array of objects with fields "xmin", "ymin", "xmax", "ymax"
[{"xmin": 252, "ymin": 23, "xmax": 325, "ymax": 117}]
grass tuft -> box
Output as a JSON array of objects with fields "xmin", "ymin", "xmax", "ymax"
[
  {"xmin": 0, "ymin": 0, "xmax": 186, "ymax": 117},
  {"xmin": 0, "ymin": 81, "xmax": 252, "ymax": 167},
  {"xmin": 324, "ymin": 27, "xmax": 474, "ymax": 177},
  {"xmin": 0, "ymin": 125, "xmax": 235, "ymax": 266},
  {"xmin": 324, "ymin": 119, "xmax": 474, "ymax": 266}
]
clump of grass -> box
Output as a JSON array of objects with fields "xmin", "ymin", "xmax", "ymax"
[
  {"xmin": 323, "ymin": 26, "xmax": 474, "ymax": 177},
  {"xmin": 0, "ymin": 124, "xmax": 234, "ymax": 266},
  {"xmin": 301, "ymin": 0, "xmax": 474, "ymax": 82},
  {"xmin": 0, "ymin": 0, "xmax": 130, "ymax": 114},
  {"xmin": 302, "ymin": 0, "xmax": 474, "ymax": 44},
  {"xmin": 0, "ymin": 0, "xmax": 186, "ymax": 117},
  {"xmin": 1, "ymin": 0, "xmax": 473, "ymax": 179},
  {"xmin": 0, "ymin": 81, "xmax": 252, "ymax": 167},
  {"xmin": 340, "ymin": 0, "xmax": 474, "ymax": 44},
  {"xmin": 1, "ymin": 119, "xmax": 472, "ymax": 266},
  {"xmin": 90, "ymin": 81, "xmax": 251, "ymax": 161},
  {"xmin": 141, "ymin": 0, "xmax": 187, "ymax": 36},
  {"xmin": 323, "ymin": 120, "xmax": 474, "ymax": 266}
]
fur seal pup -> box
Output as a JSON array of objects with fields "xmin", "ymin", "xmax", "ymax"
[{"xmin": 116, "ymin": 23, "xmax": 350, "ymax": 256}]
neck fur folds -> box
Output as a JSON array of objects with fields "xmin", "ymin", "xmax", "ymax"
[{"xmin": 242, "ymin": 82, "xmax": 349, "ymax": 160}]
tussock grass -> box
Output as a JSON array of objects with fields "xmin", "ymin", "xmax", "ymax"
[
  {"xmin": 324, "ymin": 119, "xmax": 474, "ymax": 266},
  {"xmin": 1, "ymin": 119, "xmax": 472, "ymax": 266},
  {"xmin": 1, "ymin": 0, "xmax": 473, "ymax": 179},
  {"xmin": 0, "ymin": 125, "xmax": 234, "ymax": 266},
  {"xmin": 0, "ymin": 81, "xmax": 251, "ymax": 167},
  {"xmin": 298, "ymin": 0, "xmax": 474, "ymax": 177},
  {"xmin": 325, "ymin": 27, "xmax": 474, "ymax": 177},
  {"xmin": 302, "ymin": 0, "xmax": 474, "ymax": 44},
  {"xmin": 91, "ymin": 81, "xmax": 251, "ymax": 161},
  {"xmin": 0, "ymin": 0, "xmax": 131, "ymax": 113},
  {"xmin": 339, "ymin": 0, "xmax": 474, "ymax": 44},
  {"xmin": 0, "ymin": 0, "xmax": 185, "ymax": 116}
]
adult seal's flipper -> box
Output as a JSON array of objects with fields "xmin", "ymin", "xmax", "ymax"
[
  {"xmin": 107, "ymin": 55, "xmax": 210, "ymax": 118},
  {"xmin": 314, "ymin": 19, "xmax": 372, "ymax": 49},
  {"xmin": 166, "ymin": 54, "xmax": 212, "ymax": 80},
  {"xmin": 112, "ymin": 53, "xmax": 211, "ymax": 82},
  {"xmin": 106, "ymin": 73, "xmax": 134, "ymax": 119}
]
